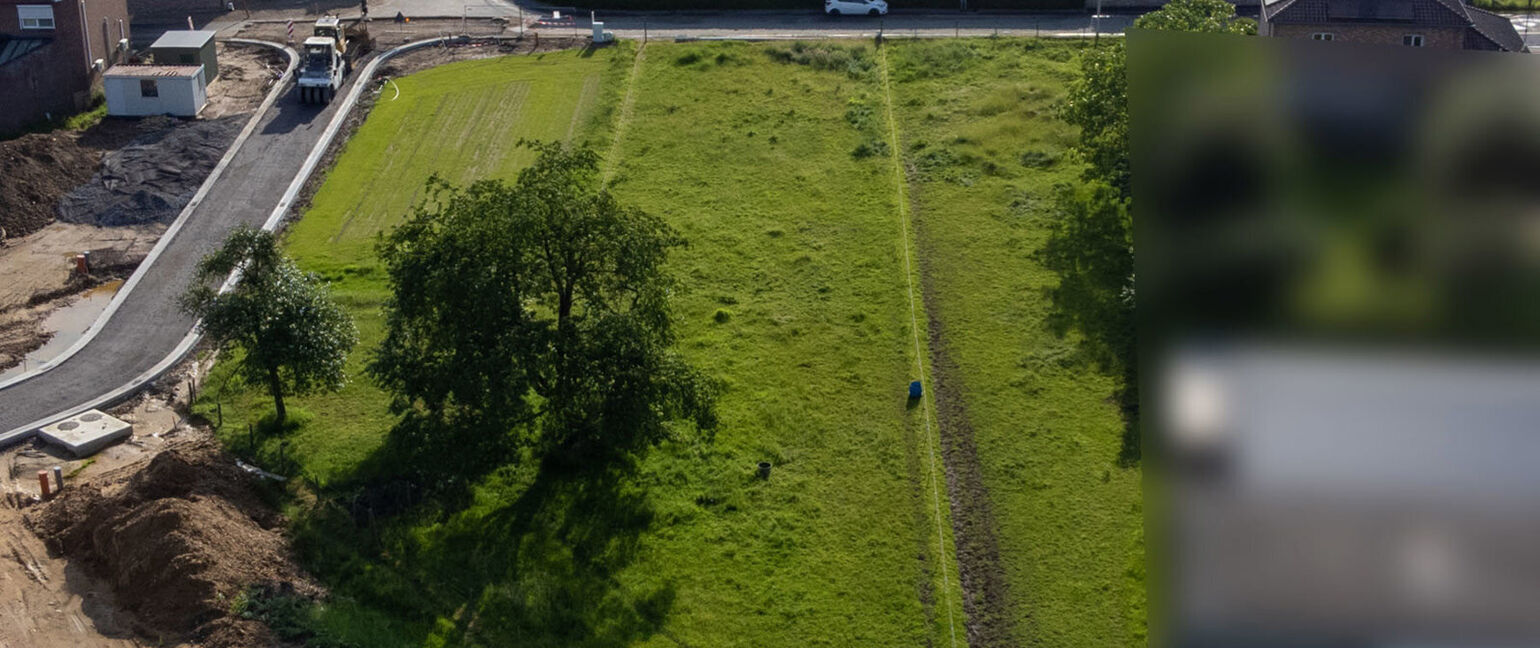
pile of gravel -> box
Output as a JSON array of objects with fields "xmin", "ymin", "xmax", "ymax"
[{"xmin": 55, "ymin": 115, "xmax": 244, "ymax": 227}]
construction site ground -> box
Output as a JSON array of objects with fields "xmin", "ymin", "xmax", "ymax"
[
  {"xmin": 0, "ymin": 354, "xmax": 314, "ymax": 648},
  {"xmin": 0, "ymin": 43, "xmax": 283, "ymax": 375}
]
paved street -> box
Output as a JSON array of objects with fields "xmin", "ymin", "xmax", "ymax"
[{"xmin": 0, "ymin": 62, "xmax": 360, "ymax": 444}]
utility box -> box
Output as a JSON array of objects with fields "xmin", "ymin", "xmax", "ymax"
[
  {"xmin": 39, "ymin": 410, "xmax": 133, "ymax": 457},
  {"xmin": 103, "ymin": 65, "xmax": 208, "ymax": 117},
  {"xmin": 149, "ymin": 30, "xmax": 219, "ymax": 80}
]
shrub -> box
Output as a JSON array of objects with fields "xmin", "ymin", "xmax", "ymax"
[
  {"xmin": 766, "ymin": 42, "xmax": 876, "ymax": 80},
  {"xmin": 1020, "ymin": 149, "xmax": 1059, "ymax": 168},
  {"xmin": 851, "ymin": 138, "xmax": 889, "ymax": 159}
]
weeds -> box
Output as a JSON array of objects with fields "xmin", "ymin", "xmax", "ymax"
[{"xmin": 765, "ymin": 42, "xmax": 876, "ymax": 80}]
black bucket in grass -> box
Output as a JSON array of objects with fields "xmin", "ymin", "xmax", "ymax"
[{"xmin": 757, "ymin": 461, "xmax": 772, "ymax": 480}]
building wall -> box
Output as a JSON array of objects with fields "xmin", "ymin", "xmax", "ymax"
[
  {"xmin": 0, "ymin": 0, "xmax": 131, "ymax": 133},
  {"xmin": 104, "ymin": 68, "xmax": 205, "ymax": 116},
  {"xmin": 1273, "ymin": 23, "xmax": 1465, "ymax": 49}
]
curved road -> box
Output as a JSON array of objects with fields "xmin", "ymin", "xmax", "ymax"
[{"xmin": 0, "ymin": 49, "xmax": 363, "ymax": 445}]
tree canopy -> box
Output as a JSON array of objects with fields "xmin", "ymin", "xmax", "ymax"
[
  {"xmin": 181, "ymin": 225, "xmax": 357, "ymax": 426},
  {"xmin": 371, "ymin": 142, "xmax": 716, "ymax": 468},
  {"xmin": 1061, "ymin": 0, "xmax": 1256, "ymax": 197},
  {"xmin": 1046, "ymin": 0, "xmax": 1255, "ymax": 463}
]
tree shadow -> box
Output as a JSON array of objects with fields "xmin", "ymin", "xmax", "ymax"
[
  {"xmin": 1037, "ymin": 182, "xmax": 1140, "ymax": 467},
  {"xmin": 290, "ymin": 414, "xmax": 674, "ymax": 647}
]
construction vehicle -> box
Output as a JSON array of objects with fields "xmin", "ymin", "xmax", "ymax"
[{"xmin": 297, "ymin": 15, "xmax": 372, "ymax": 105}]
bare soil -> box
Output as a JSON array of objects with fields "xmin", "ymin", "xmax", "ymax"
[
  {"xmin": 0, "ymin": 354, "xmax": 317, "ymax": 648},
  {"xmin": 909, "ymin": 169, "xmax": 1016, "ymax": 648}
]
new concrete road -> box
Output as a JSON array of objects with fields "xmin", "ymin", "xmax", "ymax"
[{"xmin": 0, "ymin": 56, "xmax": 358, "ymax": 444}]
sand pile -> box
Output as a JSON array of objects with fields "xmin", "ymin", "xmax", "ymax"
[
  {"xmin": 26, "ymin": 440, "xmax": 316, "ymax": 646},
  {"xmin": 0, "ymin": 132, "xmax": 101, "ymax": 239},
  {"xmin": 55, "ymin": 116, "xmax": 244, "ymax": 227}
]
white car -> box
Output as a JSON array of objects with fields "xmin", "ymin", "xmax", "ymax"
[{"xmin": 825, "ymin": 0, "xmax": 887, "ymax": 16}]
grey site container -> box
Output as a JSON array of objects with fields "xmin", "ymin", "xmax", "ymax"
[{"xmin": 149, "ymin": 30, "xmax": 218, "ymax": 80}]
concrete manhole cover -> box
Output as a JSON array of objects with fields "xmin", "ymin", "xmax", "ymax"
[
  {"xmin": 80, "ymin": 412, "xmax": 103, "ymax": 422},
  {"xmin": 57, "ymin": 421, "xmax": 79, "ymax": 430}
]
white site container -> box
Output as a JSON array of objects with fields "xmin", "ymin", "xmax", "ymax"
[{"xmin": 104, "ymin": 64, "xmax": 208, "ymax": 117}]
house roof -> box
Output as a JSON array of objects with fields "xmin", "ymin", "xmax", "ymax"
[
  {"xmin": 148, "ymin": 30, "xmax": 215, "ymax": 50},
  {"xmin": 1466, "ymin": 6, "xmax": 1528, "ymax": 52},
  {"xmin": 103, "ymin": 64, "xmax": 203, "ymax": 78},
  {"xmin": 1267, "ymin": 0, "xmax": 1527, "ymax": 52},
  {"xmin": 1271, "ymin": 0, "xmax": 1468, "ymax": 25},
  {"xmin": 0, "ymin": 35, "xmax": 48, "ymax": 67}
]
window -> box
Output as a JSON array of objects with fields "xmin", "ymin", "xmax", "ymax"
[
  {"xmin": 17, "ymin": 5, "xmax": 55, "ymax": 30},
  {"xmin": 140, "ymin": 79, "xmax": 158, "ymax": 97},
  {"xmin": 1311, "ymin": 32, "xmax": 1335, "ymax": 41},
  {"xmin": 1404, "ymin": 34, "xmax": 1425, "ymax": 46}
]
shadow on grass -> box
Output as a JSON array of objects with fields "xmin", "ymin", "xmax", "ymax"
[
  {"xmin": 289, "ymin": 414, "xmax": 674, "ymax": 647},
  {"xmin": 1037, "ymin": 183, "xmax": 1140, "ymax": 467}
]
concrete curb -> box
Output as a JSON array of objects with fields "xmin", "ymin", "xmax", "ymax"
[
  {"xmin": 0, "ymin": 37, "xmax": 451, "ymax": 449},
  {"xmin": 0, "ymin": 40, "xmax": 298, "ymax": 397}
]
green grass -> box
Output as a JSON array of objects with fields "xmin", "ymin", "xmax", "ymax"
[
  {"xmin": 198, "ymin": 39, "xmax": 1142, "ymax": 648},
  {"xmin": 885, "ymin": 38, "xmax": 1145, "ymax": 647}
]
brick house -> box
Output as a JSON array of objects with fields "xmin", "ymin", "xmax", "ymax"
[
  {"xmin": 0, "ymin": 0, "xmax": 132, "ymax": 135},
  {"xmin": 1264, "ymin": 0, "xmax": 1527, "ymax": 52}
]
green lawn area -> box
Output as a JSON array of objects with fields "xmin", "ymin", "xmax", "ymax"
[
  {"xmin": 884, "ymin": 39, "xmax": 1145, "ymax": 647},
  {"xmin": 198, "ymin": 38, "xmax": 1141, "ymax": 648}
]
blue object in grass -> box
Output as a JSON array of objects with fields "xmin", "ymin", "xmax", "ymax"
[{"xmin": 908, "ymin": 380, "xmax": 923, "ymax": 399}]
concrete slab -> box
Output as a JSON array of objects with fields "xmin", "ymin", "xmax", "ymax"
[{"xmin": 38, "ymin": 410, "xmax": 133, "ymax": 457}]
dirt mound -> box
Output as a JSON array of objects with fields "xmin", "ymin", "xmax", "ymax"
[
  {"xmin": 26, "ymin": 440, "xmax": 313, "ymax": 646},
  {"xmin": 0, "ymin": 133, "xmax": 101, "ymax": 239},
  {"xmin": 56, "ymin": 116, "xmax": 245, "ymax": 227}
]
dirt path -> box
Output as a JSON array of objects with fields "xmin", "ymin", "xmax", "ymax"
[{"xmin": 877, "ymin": 43, "xmax": 1013, "ymax": 648}]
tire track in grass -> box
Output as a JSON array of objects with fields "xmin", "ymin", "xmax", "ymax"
[
  {"xmin": 876, "ymin": 42, "xmax": 961, "ymax": 648},
  {"xmin": 603, "ymin": 41, "xmax": 646, "ymax": 184},
  {"xmin": 564, "ymin": 72, "xmax": 602, "ymax": 145}
]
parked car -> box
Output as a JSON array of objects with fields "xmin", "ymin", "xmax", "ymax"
[{"xmin": 825, "ymin": 0, "xmax": 887, "ymax": 16}]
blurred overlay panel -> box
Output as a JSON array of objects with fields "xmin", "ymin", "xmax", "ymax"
[{"xmin": 1132, "ymin": 30, "xmax": 1540, "ymax": 648}]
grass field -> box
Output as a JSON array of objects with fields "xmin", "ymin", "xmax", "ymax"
[
  {"xmin": 884, "ymin": 39, "xmax": 1145, "ymax": 647},
  {"xmin": 198, "ymin": 38, "xmax": 1142, "ymax": 648}
]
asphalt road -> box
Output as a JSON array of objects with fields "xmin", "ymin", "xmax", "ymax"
[{"xmin": 0, "ymin": 68, "xmax": 359, "ymax": 444}]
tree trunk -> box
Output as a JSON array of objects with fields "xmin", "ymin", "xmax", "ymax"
[{"xmin": 268, "ymin": 365, "xmax": 287, "ymax": 425}]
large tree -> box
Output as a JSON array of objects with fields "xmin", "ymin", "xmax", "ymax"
[
  {"xmin": 371, "ymin": 142, "xmax": 716, "ymax": 467},
  {"xmin": 1060, "ymin": 0, "xmax": 1256, "ymax": 198},
  {"xmin": 182, "ymin": 225, "xmax": 357, "ymax": 426},
  {"xmin": 1046, "ymin": 0, "xmax": 1255, "ymax": 463}
]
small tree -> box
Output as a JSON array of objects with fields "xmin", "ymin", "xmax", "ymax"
[
  {"xmin": 182, "ymin": 225, "xmax": 357, "ymax": 426},
  {"xmin": 371, "ymin": 141, "xmax": 716, "ymax": 467}
]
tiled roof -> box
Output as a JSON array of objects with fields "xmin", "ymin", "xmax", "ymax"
[
  {"xmin": 0, "ymin": 35, "xmax": 48, "ymax": 67},
  {"xmin": 1466, "ymin": 6, "xmax": 1528, "ymax": 51},
  {"xmin": 1272, "ymin": 0, "xmax": 1468, "ymax": 25},
  {"xmin": 1268, "ymin": 0, "xmax": 1527, "ymax": 52}
]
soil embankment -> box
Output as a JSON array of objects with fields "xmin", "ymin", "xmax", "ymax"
[{"xmin": 26, "ymin": 439, "xmax": 318, "ymax": 647}]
